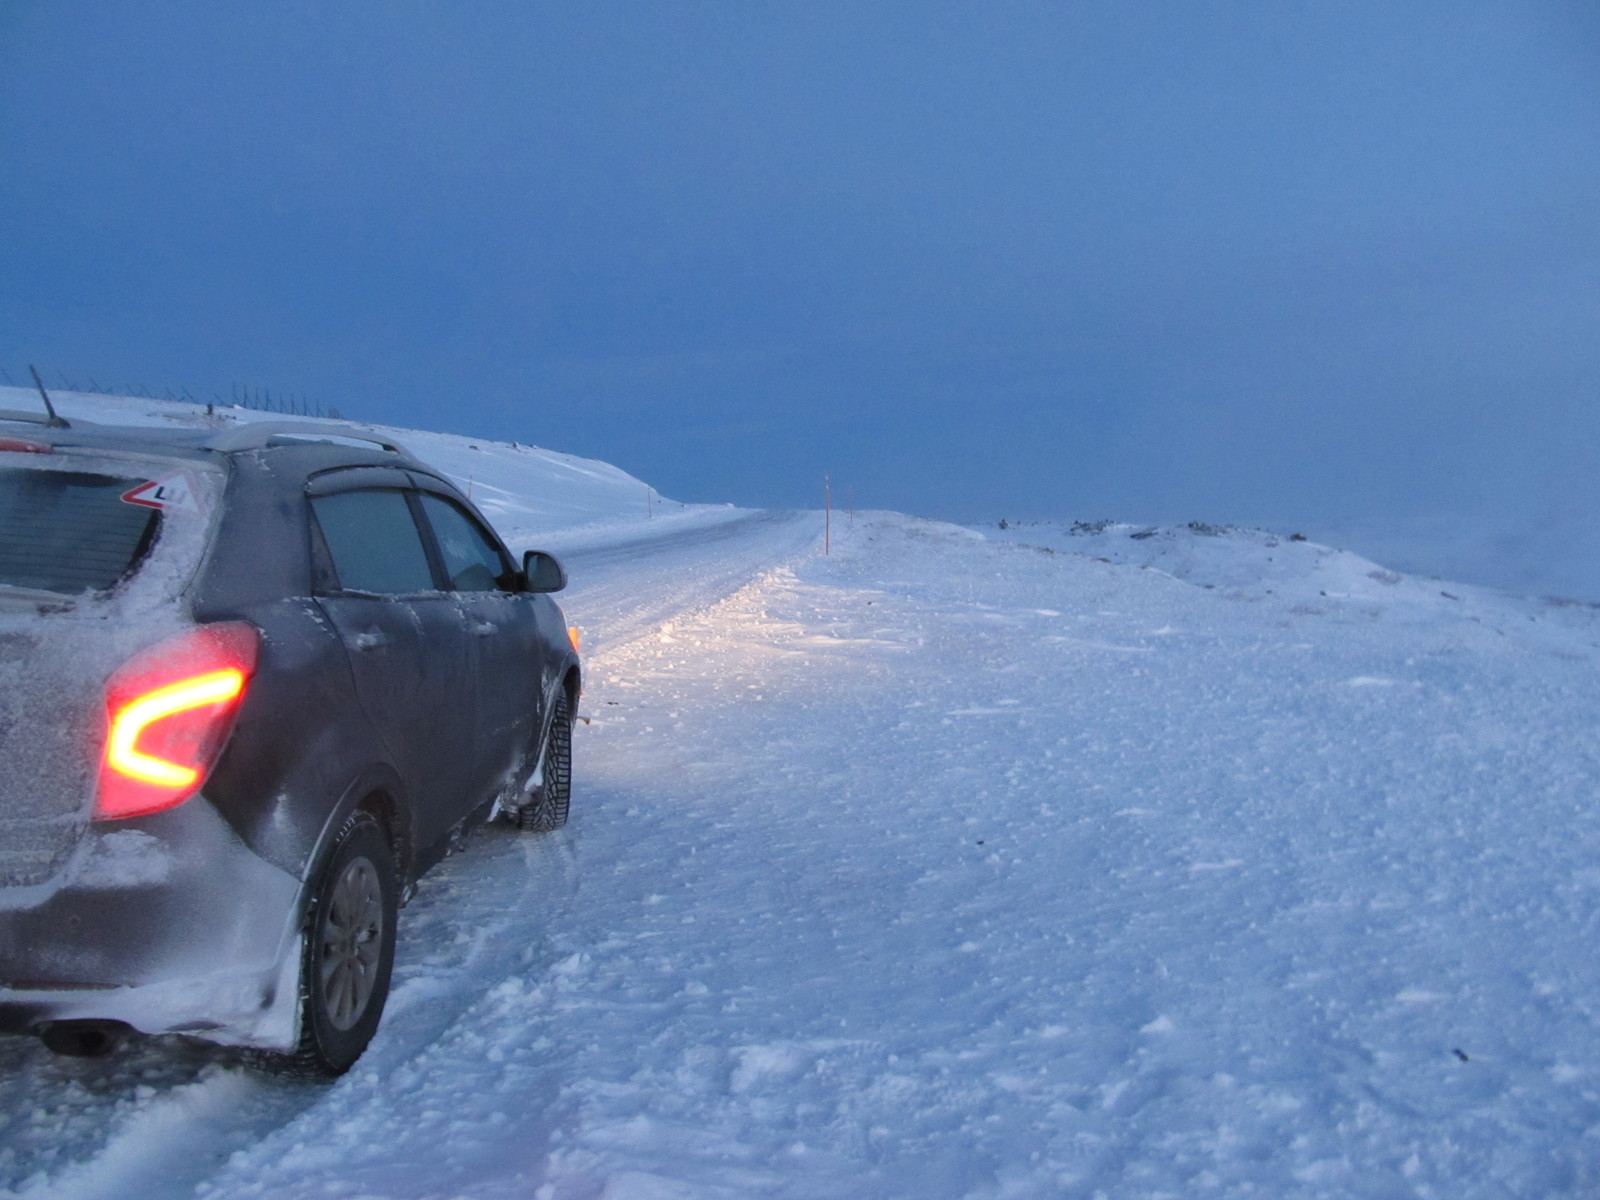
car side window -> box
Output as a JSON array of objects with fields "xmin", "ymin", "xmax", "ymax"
[
  {"xmin": 310, "ymin": 489, "xmax": 436, "ymax": 595},
  {"xmin": 418, "ymin": 493, "xmax": 513, "ymax": 592}
]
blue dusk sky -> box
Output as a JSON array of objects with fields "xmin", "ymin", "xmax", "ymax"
[{"xmin": 3, "ymin": 2, "xmax": 1598, "ymax": 595}]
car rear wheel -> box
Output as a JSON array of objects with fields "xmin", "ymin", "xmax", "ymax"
[
  {"xmin": 281, "ymin": 809, "xmax": 397, "ymax": 1076},
  {"xmin": 517, "ymin": 691, "xmax": 572, "ymax": 832}
]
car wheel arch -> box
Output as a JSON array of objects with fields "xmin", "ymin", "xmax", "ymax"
[{"xmin": 302, "ymin": 765, "xmax": 415, "ymax": 900}]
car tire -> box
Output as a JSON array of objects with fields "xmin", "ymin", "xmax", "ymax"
[
  {"xmin": 517, "ymin": 691, "xmax": 572, "ymax": 833},
  {"xmin": 281, "ymin": 810, "xmax": 398, "ymax": 1076}
]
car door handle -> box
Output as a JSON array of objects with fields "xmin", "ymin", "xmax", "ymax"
[
  {"xmin": 472, "ymin": 622, "xmax": 498, "ymax": 637},
  {"xmin": 352, "ymin": 631, "xmax": 389, "ymax": 651}
]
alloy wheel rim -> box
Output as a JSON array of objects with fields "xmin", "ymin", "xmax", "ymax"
[{"xmin": 318, "ymin": 856, "xmax": 383, "ymax": 1031}]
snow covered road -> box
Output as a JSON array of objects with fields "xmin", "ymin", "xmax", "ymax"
[{"xmin": 554, "ymin": 508, "xmax": 818, "ymax": 657}]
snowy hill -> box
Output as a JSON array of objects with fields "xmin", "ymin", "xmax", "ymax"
[
  {"xmin": 987, "ymin": 517, "xmax": 1600, "ymax": 649},
  {"xmin": 0, "ymin": 385, "xmax": 735, "ymax": 555},
  {"xmin": 4, "ymin": 393, "xmax": 1600, "ymax": 1198}
]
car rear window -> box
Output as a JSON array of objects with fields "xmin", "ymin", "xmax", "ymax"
[{"xmin": 0, "ymin": 468, "xmax": 160, "ymax": 594}]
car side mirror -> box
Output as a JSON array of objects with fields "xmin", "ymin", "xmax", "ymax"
[{"xmin": 522, "ymin": 550, "xmax": 568, "ymax": 593}]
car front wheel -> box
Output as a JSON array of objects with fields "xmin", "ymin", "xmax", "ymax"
[{"xmin": 517, "ymin": 691, "xmax": 572, "ymax": 833}]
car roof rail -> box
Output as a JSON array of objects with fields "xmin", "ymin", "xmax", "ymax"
[{"xmin": 205, "ymin": 420, "xmax": 413, "ymax": 457}]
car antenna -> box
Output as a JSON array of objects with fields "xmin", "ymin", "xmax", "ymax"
[{"xmin": 27, "ymin": 365, "xmax": 69, "ymax": 427}]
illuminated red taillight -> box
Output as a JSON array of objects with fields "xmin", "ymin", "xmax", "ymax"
[{"xmin": 95, "ymin": 622, "xmax": 260, "ymax": 820}]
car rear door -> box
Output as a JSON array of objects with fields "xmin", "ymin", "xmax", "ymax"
[
  {"xmin": 306, "ymin": 474, "xmax": 478, "ymax": 853},
  {"xmin": 411, "ymin": 485, "xmax": 545, "ymax": 802}
]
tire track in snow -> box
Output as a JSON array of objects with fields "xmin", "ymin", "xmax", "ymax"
[{"xmin": 558, "ymin": 508, "xmax": 817, "ymax": 659}]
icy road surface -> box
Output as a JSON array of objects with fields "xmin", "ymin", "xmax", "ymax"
[{"xmin": 6, "ymin": 496, "xmax": 1600, "ymax": 1197}]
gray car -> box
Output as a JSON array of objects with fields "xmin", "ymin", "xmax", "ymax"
[{"xmin": 0, "ymin": 406, "xmax": 579, "ymax": 1074}]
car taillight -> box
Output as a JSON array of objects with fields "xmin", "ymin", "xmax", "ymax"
[{"xmin": 95, "ymin": 622, "xmax": 260, "ymax": 820}]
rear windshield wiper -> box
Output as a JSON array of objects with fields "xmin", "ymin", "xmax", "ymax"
[{"xmin": 0, "ymin": 582, "xmax": 78, "ymax": 606}]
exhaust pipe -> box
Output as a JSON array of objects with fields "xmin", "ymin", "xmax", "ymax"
[{"xmin": 37, "ymin": 1020, "xmax": 130, "ymax": 1058}]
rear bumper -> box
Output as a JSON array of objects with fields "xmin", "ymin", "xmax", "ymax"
[{"xmin": 0, "ymin": 797, "xmax": 305, "ymax": 1050}]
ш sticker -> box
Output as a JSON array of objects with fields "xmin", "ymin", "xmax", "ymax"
[{"xmin": 121, "ymin": 471, "xmax": 205, "ymax": 516}]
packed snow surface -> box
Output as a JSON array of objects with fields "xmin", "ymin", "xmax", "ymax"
[{"xmin": 4, "ymin": 396, "xmax": 1600, "ymax": 1197}]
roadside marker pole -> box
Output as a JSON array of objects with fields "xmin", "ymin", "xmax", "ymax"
[{"xmin": 824, "ymin": 474, "xmax": 831, "ymax": 555}]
